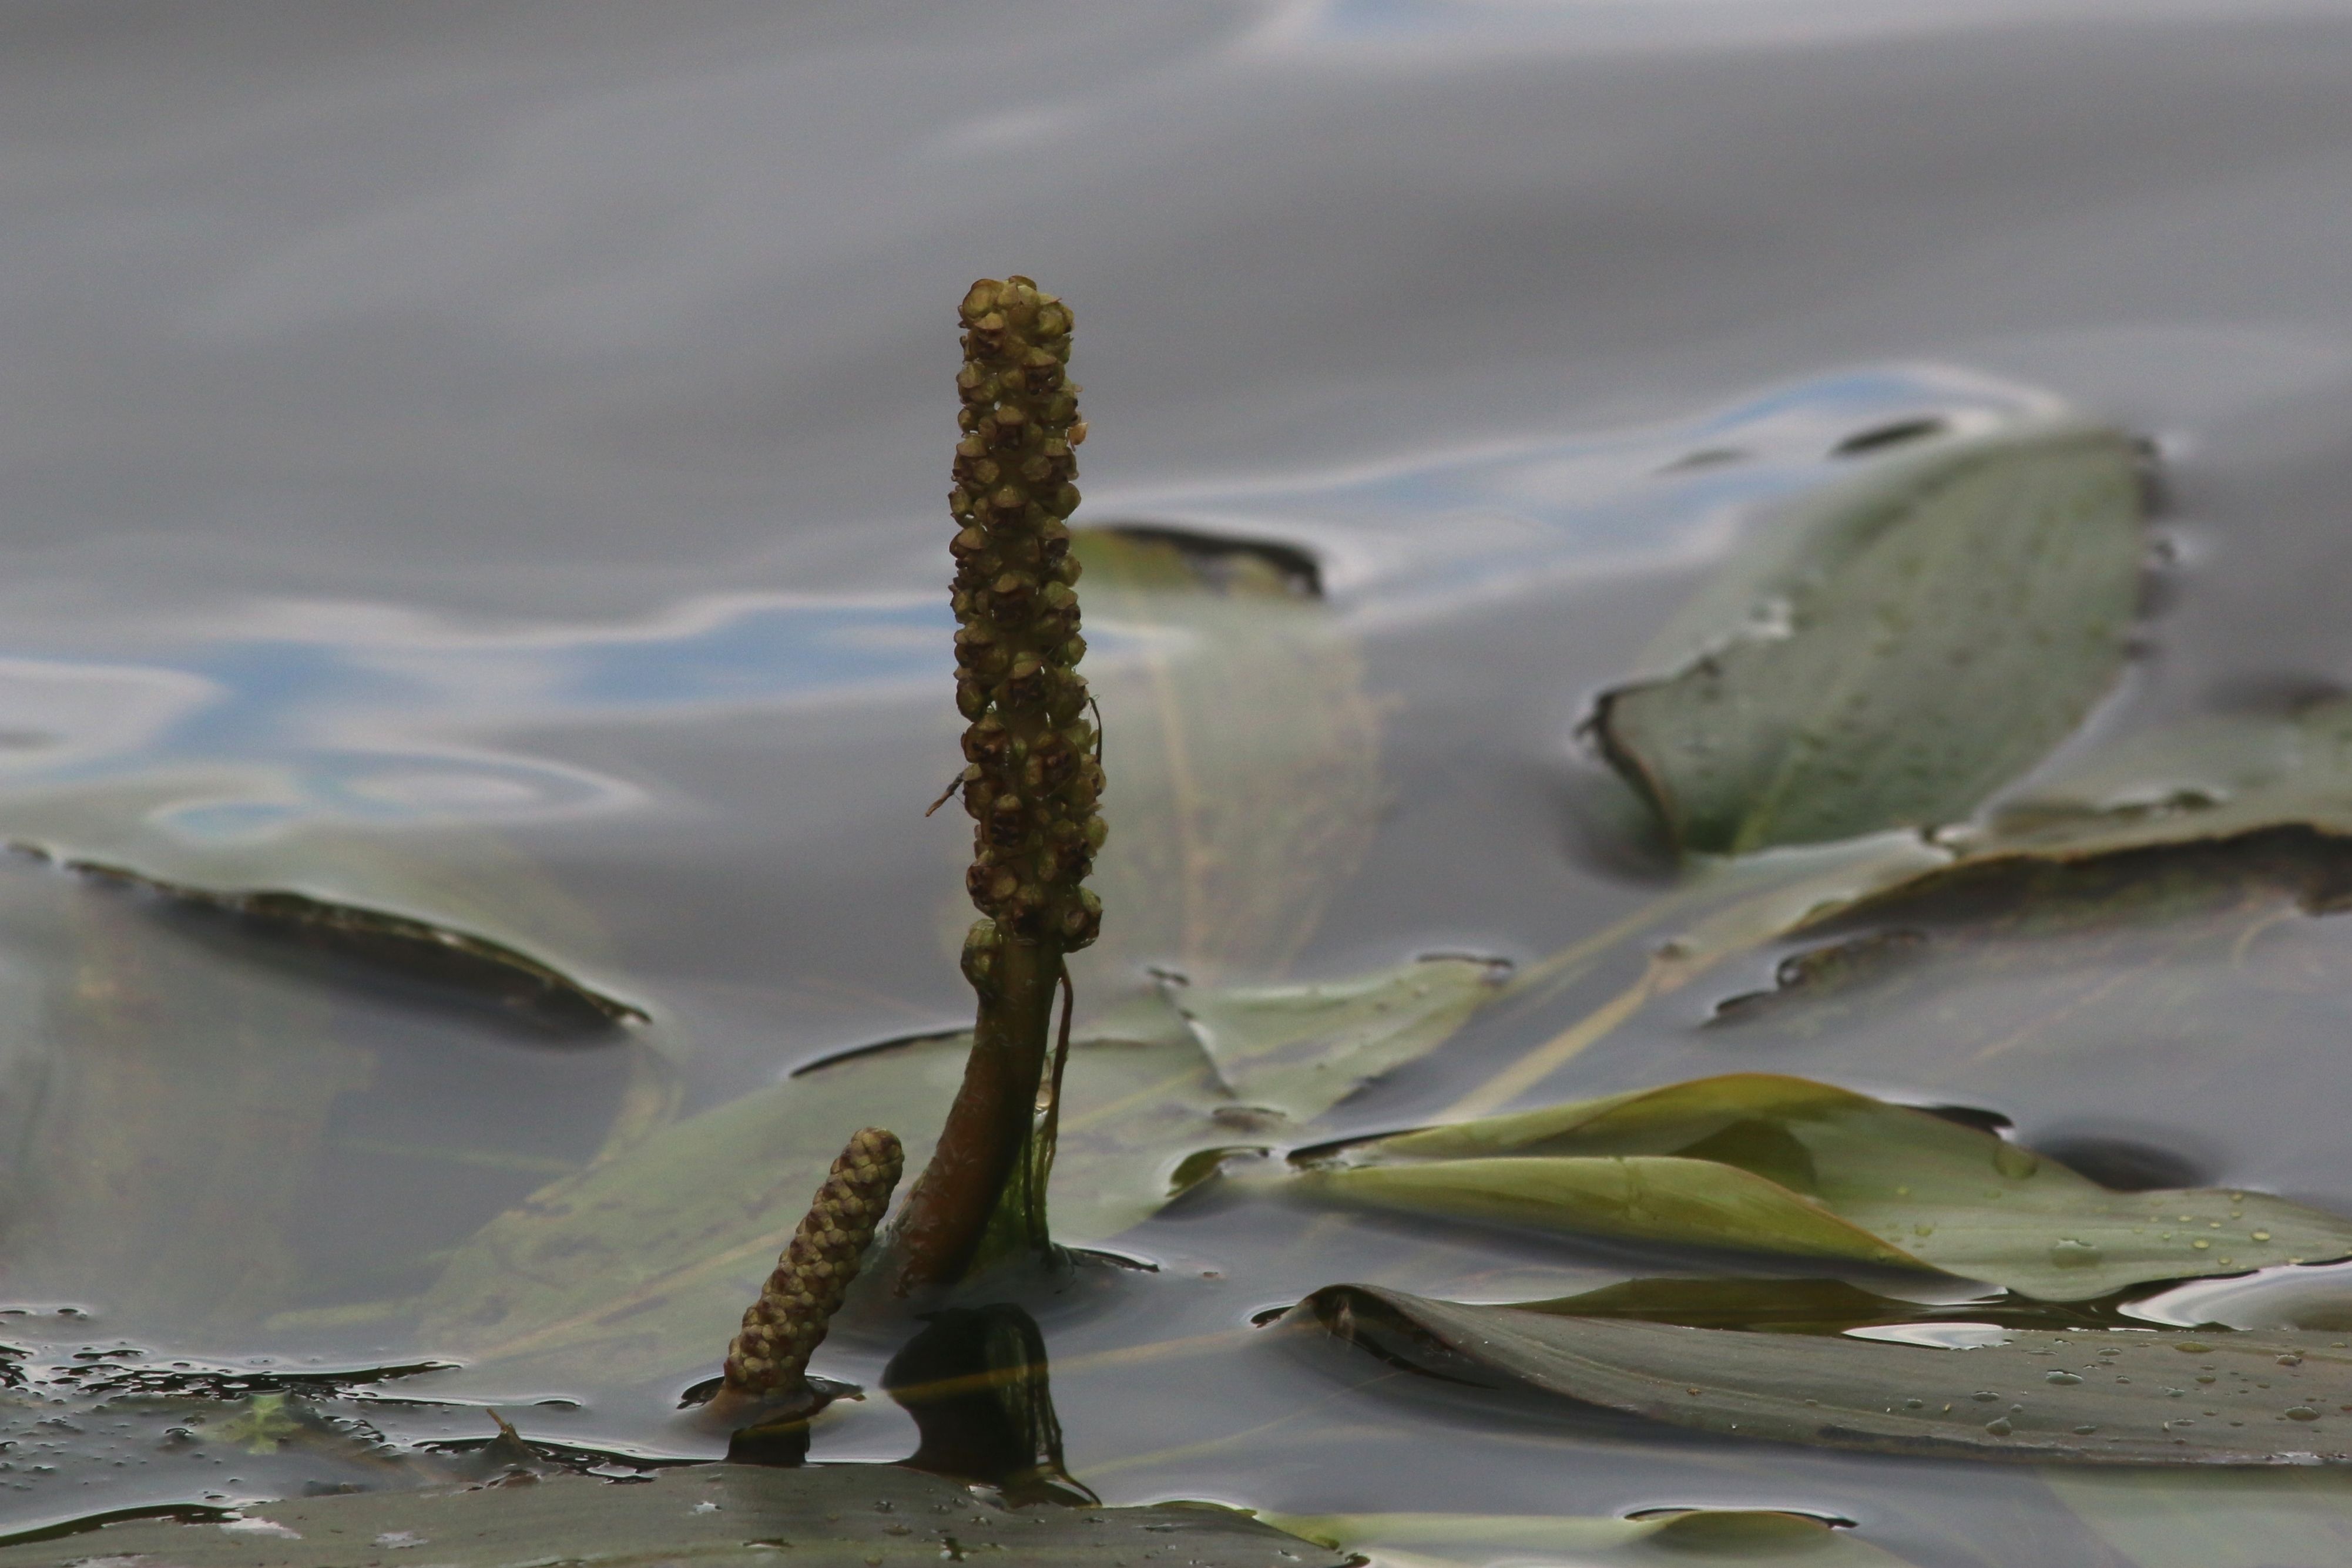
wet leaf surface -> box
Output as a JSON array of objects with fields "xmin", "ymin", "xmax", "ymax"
[
  {"xmin": 1304, "ymin": 1075, "xmax": 2352, "ymax": 1299},
  {"xmin": 415, "ymin": 958, "xmax": 1499, "ymax": 1384},
  {"xmin": 1593, "ymin": 418, "xmax": 2146, "ymax": 855},
  {"xmin": 0, "ymin": 1461, "xmax": 1343, "ymax": 1567},
  {"xmin": 1296, "ymin": 1283, "xmax": 2352, "ymax": 1463}
]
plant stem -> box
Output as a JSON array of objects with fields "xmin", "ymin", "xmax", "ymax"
[
  {"xmin": 890, "ymin": 276, "xmax": 1103, "ymax": 1292},
  {"xmin": 894, "ymin": 935, "xmax": 1062, "ymax": 1287}
]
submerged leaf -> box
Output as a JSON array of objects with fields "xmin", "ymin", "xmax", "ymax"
[
  {"xmin": 1263, "ymin": 1506, "xmax": 1917, "ymax": 1567},
  {"xmin": 1072, "ymin": 528, "xmax": 1383, "ymax": 984},
  {"xmin": 1594, "ymin": 417, "xmax": 2146, "ymax": 855},
  {"xmin": 0, "ymin": 1462, "xmax": 1343, "ymax": 1567},
  {"xmin": 416, "ymin": 958, "xmax": 1498, "ymax": 1383},
  {"xmin": 1306, "ymin": 1075, "xmax": 2352, "ymax": 1299},
  {"xmin": 1297, "ymin": 1283, "xmax": 2352, "ymax": 1464},
  {"xmin": 2049, "ymin": 1468, "xmax": 2352, "ymax": 1566}
]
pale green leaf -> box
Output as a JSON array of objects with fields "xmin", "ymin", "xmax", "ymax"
[
  {"xmin": 1165, "ymin": 958, "xmax": 1506, "ymax": 1120},
  {"xmin": 1307, "ymin": 1075, "xmax": 2352, "ymax": 1299}
]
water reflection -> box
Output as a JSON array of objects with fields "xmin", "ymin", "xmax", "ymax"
[
  {"xmin": 884, "ymin": 1305, "xmax": 1095, "ymax": 1505},
  {"xmin": 0, "ymin": 364, "xmax": 2062, "ymax": 858}
]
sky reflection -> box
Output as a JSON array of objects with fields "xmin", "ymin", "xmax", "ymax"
[{"xmin": 0, "ymin": 362, "xmax": 2064, "ymax": 843}]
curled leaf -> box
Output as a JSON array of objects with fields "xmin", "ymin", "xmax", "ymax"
[
  {"xmin": 1297, "ymin": 1283, "xmax": 2352, "ymax": 1464},
  {"xmin": 24, "ymin": 844, "xmax": 645, "ymax": 1029}
]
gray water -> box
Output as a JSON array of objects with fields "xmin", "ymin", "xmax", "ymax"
[{"xmin": 5, "ymin": 3, "xmax": 2352, "ymax": 1562}]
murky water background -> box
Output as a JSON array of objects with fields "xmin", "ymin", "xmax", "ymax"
[{"xmin": 6, "ymin": 2, "xmax": 2352, "ymax": 1560}]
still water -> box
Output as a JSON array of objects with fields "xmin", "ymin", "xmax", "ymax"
[{"xmin": 5, "ymin": 3, "xmax": 2352, "ymax": 1562}]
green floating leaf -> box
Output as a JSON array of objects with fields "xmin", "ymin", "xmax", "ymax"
[
  {"xmin": 1262, "ymin": 1506, "xmax": 1918, "ymax": 1567},
  {"xmin": 1305, "ymin": 1074, "xmax": 2352, "ymax": 1300},
  {"xmin": 1296, "ymin": 1283, "xmax": 2352, "ymax": 1464},
  {"xmin": 1594, "ymin": 417, "xmax": 2146, "ymax": 856},
  {"xmin": 0, "ymin": 1462, "xmax": 1343, "ymax": 1567},
  {"xmin": 416, "ymin": 958, "xmax": 1498, "ymax": 1384}
]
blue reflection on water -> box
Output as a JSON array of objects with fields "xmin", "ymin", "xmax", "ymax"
[{"xmin": 0, "ymin": 365, "xmax": 2061, "ymax": 841}]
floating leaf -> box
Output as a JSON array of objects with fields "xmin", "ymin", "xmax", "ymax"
[
  {"xmin": 415, "ymin": 958, "xmax": 1499, "ymax": 1384},
  {"xmin": 1593, "ymin": 417, "xmax": 2146, "ymax": 855},
  {"xmin": 1304, "ymin": 1075, "xmax": 2352, "ymax": 1299},
  {"xmin": 1296, "ymin": 1283, "xmax": 2352, "ymax": 1463},
  {"xmin": 1262, "ymin": 1506, "xmax": 1918, "ymax": 1567},
  {"xmin": 0, "ymin": 1462, "xmax": 1343, "ymax": 1567}
]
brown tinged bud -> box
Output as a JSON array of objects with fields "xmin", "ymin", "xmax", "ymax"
[
  {"xmin": 895, "ymin": 276, "xmax": 1106, "ymax": 1294},
  {"xmin": 722, "ymin": 1127, "xmax": 904, "ymax": 1398}
]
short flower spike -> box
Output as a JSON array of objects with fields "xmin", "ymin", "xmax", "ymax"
[{"xmin": 723, "ymin": 1126, "xmax": 904, "ymax": 1398}]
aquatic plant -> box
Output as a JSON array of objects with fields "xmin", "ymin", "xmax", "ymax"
[{"xmin": 888, "ymin": 276, "xmax": 1105, "ymax": 1291}]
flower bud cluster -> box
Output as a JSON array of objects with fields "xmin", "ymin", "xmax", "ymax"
[
  {"xmin": 723, "ymin": 1126, "xmax": 904, "ymax": 1396},
  {"xmin": 948, "ymin": 277, "xmax": 1105, "ymax": 953}
]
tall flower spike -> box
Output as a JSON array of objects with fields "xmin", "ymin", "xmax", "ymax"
[
  {"xmin": 723, "ymin": 1126, "xmax": 904, "ymax": 1398},
  {"xmin": 891, "ymin": 277, "xmax": 1105, "ymax": 1290},
  {"xmin": 947, "ymin": 276, "xmax": 1105, "ymax": 952}
]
